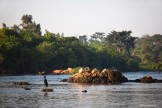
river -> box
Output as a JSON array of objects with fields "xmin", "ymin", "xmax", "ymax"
[{"xmin": 0, "ymin": 72, "xmax": 162, "ymax": 108}]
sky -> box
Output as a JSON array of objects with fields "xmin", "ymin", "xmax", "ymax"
[{"xmin": 0, "ymin": 0, "xmax": 162, "ymax": 37}]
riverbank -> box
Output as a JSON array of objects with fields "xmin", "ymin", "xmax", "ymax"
[{"xmin": 1, "ymin": 70, "xmax": 162, "ymax": 76}]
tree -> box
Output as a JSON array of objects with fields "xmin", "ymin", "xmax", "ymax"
[
  {"xmin": 0, "ymin": 53, "xmax": 3, "ymax": 64},
  {"xmin": 90, "ymin": 32, "xmax": 105, "ymax": 41},
  {"xmin": 11, "ymin": 24, "xmax": 21, "ymax": 33},
  {"xmin": 43, "ymin": 30, "xmax": 56, "ymax": 42},
  {"xmin": 79, "ymin": 35, "xmax": 88, "ymax": 44},
  {"xmin": 2, "ymin": 23, "xmax": 7, "ymax": 29},
  {"xmin": 1, "ymin": 14, "xmax": 162, "ymax": 74},
  {"xmin": 140, "ymin": 34, "xmax": 162, "ymax": 63},
  {"xmin": 104, "ymin": 30, "xmax": 136, "ymax": 57},
  {"xmin": 21, "ymin": 14, "xmax": 41, "ymax": 37},
  {"xmin": 21, "ymin": 14, "xmax": 32, "ymax": 26}
]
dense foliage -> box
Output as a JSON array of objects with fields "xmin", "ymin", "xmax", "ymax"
[
  {"xmin": 0, "ymin": 14, "xmax": 161, "ymax": 75},
  {"xmin": 134, "ymin": 34, "xmax": 162, "ymax": 71}
]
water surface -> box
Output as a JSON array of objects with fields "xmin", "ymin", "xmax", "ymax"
[{"xmin": 0, "ymin": 72, "xmax": 162, "ymax": 108}]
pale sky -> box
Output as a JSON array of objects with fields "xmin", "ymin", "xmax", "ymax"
[{"xmin": 0, "ymin": 0, "xmax": 162, "ymax": 37}]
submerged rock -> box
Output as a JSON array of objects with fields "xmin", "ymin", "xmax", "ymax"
[
  {"xmin": 42, "ymin": 88, "xmax": 54, "ymax": 92},
  {"xmin": 13, "ymin": 82, "xmax": 31, "ymax": 85},
  {"xmin": 24, "ymin": 87, "xmax": 31, "ymax": 90},
  {"xmin": 60, "ymin": 79, "xmax": 68, "ymax": 82},
  {"xmin": 67, "ymin": 68, "xmax": 128, "ymax": 84},
  {"xmin": 82, "ymin": 90, "xmax": 87, "ymax": 92}
]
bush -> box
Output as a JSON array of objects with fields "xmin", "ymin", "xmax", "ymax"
[
  {"xmin": 153, "ymin": 62, "xmax": 162, "ymax": 71},
  {"xmin": 70, "ymin": 66, "xmax": 83, "ymax": 74},
  {"xmin": 127, "ymin": 59, "xmax": 139, "ymax": 71}
]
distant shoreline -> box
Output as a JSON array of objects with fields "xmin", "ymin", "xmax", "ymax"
[{"xmin": 1, "ymin": 71, "xmax": 162, "ymax": 76}]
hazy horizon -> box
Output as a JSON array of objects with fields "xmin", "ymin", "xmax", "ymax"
[{"xmin": 0, "ymin": 0, "xmax": 162, "ymax": 37}]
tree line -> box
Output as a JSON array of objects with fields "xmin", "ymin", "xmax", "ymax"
[{"xmin": 0, "ymin": 14, "xmax": 162, "ymax": 75}]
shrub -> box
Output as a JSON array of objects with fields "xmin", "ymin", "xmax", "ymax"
[
  {"xmin": 70, "ymin": 66, "xmax": 83, "ymax": 74},
  {"xmin": 127, "ymin": 59, "xmax": 139, "ymax": 71}
]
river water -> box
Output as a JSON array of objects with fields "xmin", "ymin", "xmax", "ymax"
[{"xmin": 0, "ymin": 72, "xmax": 162, "ymax": 108}]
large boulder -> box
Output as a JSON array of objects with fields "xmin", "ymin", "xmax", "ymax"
[{"xmin": 67, "ymin": 68, "xmax": 128, "ymax": 84}]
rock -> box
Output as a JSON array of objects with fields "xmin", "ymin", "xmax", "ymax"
[
  {"xmin": 67, "ymin": 68, "xmax": 128, "ymax": 84},
  {"xmin": 13, "ymin": 82, "xmax": 31, "ymax": 85},
  {"xmin": 140, "ymin": 76, "xmax": 154, "ymax": 83},
  {"xmin": 128, "ymin": 79, "xmax": 140, "ymax": 82},
  {"xmin": 78, "ymin": 68, "xmax": 84, "ymax": 73},
  {"xmin": 86, "ymin": 75, "xmax": 93, "ymax": 83},
  {"xmin": 42, "ymin": 88, "xmax": 54, "ymax": 92},
  {"xmin": 92, "ymin": 77, "xmax": 100, "ymax": 83},
  {"xmin": 107, "ymin": 69, "xmax": 128, "ymax": 83},
  {"xmin": 155, "ymin": 79, "xmax": 162, "ymax": 83},
  {"xmin": 67, "ymin": 68, "xmax": 73, "ymax": 73},
  {"xmin": 91, "ymin": 68, "xmax": 99, "ymax": 77},
  {"xmin": 37, "ymin": 71, "xmax": 46, "ymax": 75},
  {"xmin": 85, "ymin": 67, "xmax": 91, "ymax": 73},
  {"xmin": 24, "ymin": 87, "xmax": 31, "ymax": 90},
  {"xmin": 129, "ymin": 76, "xmax": 162, "ymax": 83},
  {"xmin": 53, "ymin": 70, "xmax": 62, "ymax": 74},
  {"xmin": 60, "ymin": 79, "xmax": 68, "ymax": 82},
  {"xmin": 78, "ymin": 67, "xmax": 91, "ymax": 74},
  {"xmin": 82, "ymin": 90, "xmax": 87, "ymax": 92},
  {"xmin": 61, "ymin": 70, "xmax": 69, "ymax": 74},
  {"xmin": 53, "ymin": 68, "xmax": 73, "ymax": 74},
  {"xmin": 67, "ymin": 76, "xmax": 74, "ymax": 83}
]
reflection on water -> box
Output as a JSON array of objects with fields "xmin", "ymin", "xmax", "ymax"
[
  {"xmin": 0, "ymin": 72, "xmax": 162, "ymax": 108},
  {"xmin": 44, "ymin": 92, "xmax": 48, "ymax": 97}
]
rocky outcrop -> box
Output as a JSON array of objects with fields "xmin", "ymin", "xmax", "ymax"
[
  {"xmin": 129, "ymin": 76, "xmax": 162, "ymax": 83},
  {"xmin": 68, "ymin": 68, "xmax": 128, "ymax": 84}
]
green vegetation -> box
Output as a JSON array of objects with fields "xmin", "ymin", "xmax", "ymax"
[
  {"xmin": 134, "ymin": 34, "xmax": 162, "ymax": 71},
  {"xmin": 70, "ymin": 67, "xmax": 83, "ymax": 74},
  {"xmin": 0, "ymin": 14, "xmax": 162, "ymax": 75}
]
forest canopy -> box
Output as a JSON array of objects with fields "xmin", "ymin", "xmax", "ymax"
[{"xmin": 0, "ymin": 14, "xmax": 162, "ymax": 75}]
